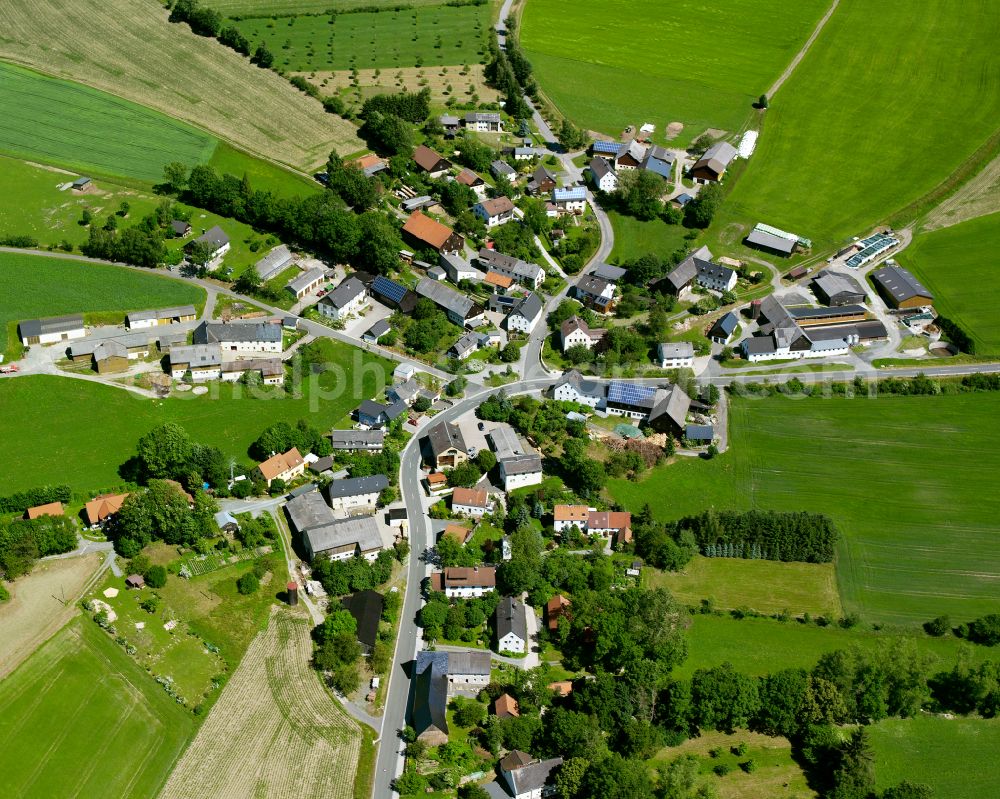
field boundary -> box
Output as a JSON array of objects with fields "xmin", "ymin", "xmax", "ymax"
[{"xmin": 766, "ymin": 0, "xmax": 840, "ymax": 98}]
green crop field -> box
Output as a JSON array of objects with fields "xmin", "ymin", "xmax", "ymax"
[
  {"xmin": 0, "ymin": 63, "xmax": 216, "ymax": 182},
  {"xmin": 900, "ymin": 212, "xmax": 1000, "ymax": 355},
  {"xmin": 206, "ymin": 0, "xmax": 446, "ymax": 13},
  {"xmin": 521, "ymin": 0, "xmax": 829, "ymax": 143},
  {"xmin": 0, "ymin": 343, "xmax": 391, "ymax": 494},
  {"xmin": 715, "ymin": 0, "xmax": 1000, "ymax": 250},
  {"xmin": 870, "ymin": 716, "xmax": 1000, "ymax": 799},
  {"xmin": 234, "ymin": 5, "xmax": 488, "ymax": 72},
  {"xmin": 0, "ymin": 251, "xmax": 205, "ymax": 359},
  {"xmin": 0, "ymin": 618, "xmax": 195, "ymax": 799},
  {"xmin": 607, "ymin": 211, "xmax": 690, "ymax": 264},
  {"xmin": 610, "ymin": 393, "xmax": 1000, "ymax": 626}
]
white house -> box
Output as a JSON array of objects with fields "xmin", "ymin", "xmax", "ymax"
[
  {"xmin": 431, "ymin": 566, "xmax": 496, "ymax": 598},
  {"xmin": 588, "ymin": 156, "xmax": 619, "ymax": 192},
  {"xmin": 506, "ymin": 293, "xmax": 543, "ymax": 334},
  {"xmin": 18, "ymin": 314, "xmax": 86, "ymax": 346},
  {"xmin": 658, "ymin": 341, "xmax": 695, "ymax": 369},
  {"xmin": 451, "ymin": 487, "xmax": 491, "ymax": 519},
  {"xmin": 187, "ymin": 225, "xmax": 230, "ymax": 265},
  {"xmin": 323, "ymin": 474, "xmax": 388, "ymax": 514},
  {"xmin": 553, "ymin": 504, "xmax": 590, "ymax": 534},
  {"xmin": 499, "ymin": 454, "xmax": 543, "ymax": 491},
  {"xmin": 473, "ymin": 196, "xmax": 516, "ymax": 228},
  {"xmin": 560, "ymin": 316, "xmax": 604, "ymax": 352},
  {"xmin": 256, "ymin": 447, "xmax": 305, "ymax": 487},
  {"xmin": 168, "ymin": 344, "xmax": 222, "ymax": 381},
  {"xmin": 441, "ymin": 253, "xmax": 481, "ymax": 284},
  {"xmin": 465, "ymin": 111, "xmax": 503, "ymax": 132},
  {"xmin": 551, "ymin": 186, "xmax": 587, "ymax": 214},
  {"xmin": 552, "ymin": 370, "xmax": 604, "ymax": 408},
  {"xmin": 193, "ymin": 321, "xmax": 282, "ymax": 355},
  {"xmin": 317, "ymin": 276, "xmax": 368, "ymax": 321},
  {"xmin": 697, "ymin": 261, "xmax": 738, "ymax": 292},
  {"xmin": 496, "ymin": 596, "xmax": 528, "ymax": 654},
  {"xmin": 125, "ymin": 306, "xmax": 197, "ymax": 329},
  {"xmin": 500, "ymin": 752, "xmax": 564, "ymax": 799}
]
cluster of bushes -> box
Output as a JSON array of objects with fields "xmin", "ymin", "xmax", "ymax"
[
  {"xmin": 0, "ymin": 484, "xmax": 71, "ymax": 514},
  {"xmin": 250, "ymin": 419, "xmax": 330, "ymax": 463},
  {"xmin": 0, "ymin": 514, "xmax": 77, "ymax": 580},
  {"xmin": 357, "ymin": 89, "xmax": 431, "ymax": 155},
  {"xmin": 106, "ymin": 479, "xmax": 219, "ymax": 558},
  {"xmin": 729, "ymin": 372, "xmax": 1000, "ymax": 400},
  {"xmin": 125, "ymin": 554, "xmax": 169, "ymax": 589},
  {"xmin": 937, "ymin": 316, "xmax": 976, "ymax": 354},
  {"xmin": 674, "ymin": 509, "xmax": 838, "ymax": 563},
  {"xmin": 418, "ymin": 590, "xmax": 498, "ymax": 642},
  {"xmin": 311, "ymin": 547, "xmax": 405, "ymax": 596},
  {"xmin": 926, "ymin": 612, "xmax": 1000, "ymax": 646}
]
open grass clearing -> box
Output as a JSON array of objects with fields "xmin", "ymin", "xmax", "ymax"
[
  {"xmin": 0, "ymin": 250, "xmax": 205, "ymax": 360},
  {"xmin": 607, "ymin": 210, "xmax": 691, "ymax": 263},
  {"xmin": 208, "ymin": 141, "xmax": 322, "ymax": 199},
  {"xmin": 869, "ymin": 715, "xmax": 1000, "ymax": 799},
  {"xmin": 0, "ymin": 0, "xmax": 361, "ymax": 170},
  {"xmin": 713, "ymin": 0, "xmax": 1000, "ymax": 250},
  {"xmin": 234, "ymin": 5, "xmax": 489, "ymax": 73},
  {"xmin": 610, "ymin": 392, "xmax": 1000, "ymax": 626},
  {"xmin": 0, "ymin": 617, "xmax": 195, "ymax": 799},
  {"xmin": 898, "ymin": 211, "xmax": 1000, "ymax": 356},
  {"xmin": 0, "ymin": 554, "xmax": 103, "ymax": 679},
  {"xmin": 159, "ymin": 608, "xmax": 360, "ymax": 799},
  {"xmin": 521, "ymin": 0, "xmax": 829, "ymax": 144},
  {"xmin": 642, "ymin": 556, "xmax": 841, "ymax": 618}
]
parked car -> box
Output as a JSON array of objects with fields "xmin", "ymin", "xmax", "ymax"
[{"xmin": 478, "ymin": 421, "xmax": 485, "ymax": 431}]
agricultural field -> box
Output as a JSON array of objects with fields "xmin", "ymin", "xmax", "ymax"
[
  {"xmin": 520, "ymin": 0, "xmax": 829, "ymax": 143},
  {"xmin": 610, "ymin": 392, "xmax": 1000, "ymax": 626},
  {"xmin": 159, "ymin": 608, "xmax": 361, "ymax": 799},
  {"xmin": 714, "ymin": 0, "xmax": 1000, "ymax": 249},
  {"xmin": 607, "ymin": 210, "xmax": 690, "ymax": 263},
  {"xmin": 0, "ymin": 343, "xmax": 392, "ymax": 493},
  {"xmin": 208, "ymin": 142, "xmax": 321, "ymax": 200},
  {"xmin": 0, "ymin": 0, "xmax": 362, "ymax": 170},
  {"xmin": 0, "ymin": 251, "xmax": 205, "ymax": 359},
  {"xmin": 899, "ymin": 211, "xmax": 1000, "ymax": 355},
  {"xmin": 0, "ymin": 554, "xmax": 102, "ymax": 679},
  {"xmin": 233, "ymin": 4, "xmax": 489, "ymax": 73},
  {"xmin": 0, "ymin": 618, "xmax": 196, "ymax": 799},
  {"xmin": 0, "ymin": 63, "xmax": 216, "ymax": 182},
  {"xmin": 869, "ymin": 716, "xmax": 1000, "ymax": 799},
  {"xmin": 642, "ymin": 556, "xmax": 842, "ymax": 618},
  {"xmin": 204, "ymin": 0, "xmax": 446, "ymax": 13}
]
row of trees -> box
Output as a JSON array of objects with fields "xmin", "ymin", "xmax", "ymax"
[
  {"xmin": 0, "ymin": 484, "xmax": 71, "ymax": 514},
  {"xmin": 0, "ymin": 514, "xmax": 77, "ymax": 580},
  {"xmin": 106, "ymin": 479, "xmax": 218, "ymax": 558}
]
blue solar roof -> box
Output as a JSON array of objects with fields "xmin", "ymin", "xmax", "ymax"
[
  {"xmin": 373, "ymin": 275, "xmax": 407, "ymax": 304},
  {"xmin": 607, "ymin": 380, "xmax": 656, "ymax": 406},
  {"xmin": 592, "ymin": 141, "xmax": 621, "ymax": 155},
  {"xmin": 553, "ymin": 186, "xmax": 587, "ymax": 201}
]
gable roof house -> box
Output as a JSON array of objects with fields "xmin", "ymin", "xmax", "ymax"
[
  {"xmin": 872, "ymin": 265, "xmax": 934, "ymax": 309},
  {"xmin": 574, "ymin": 274, "xmax": 616, "ymax": 312},
  {"xmin": 387, "ymin": 377, "xmax": 422, "ymax": 406},
  {"xmin": 745, "ymin": 227, "xmax": 797, "ymax": 256},
  {"xmin": 690, "ymin": 141, "xmax": 738, "ymax": 183},
  {"xmin": 494, "ymin": 693, "xmax": 520, "ymax": 719},
  {"xmin": 441, "ymin": 252, "xmax": 483, "ymax": 284},
  {"xmin": 286, "ymin": 491, "xmax": 384, "ymax": 561},
  {"xmin": 658, "ymin": 341, "xmax": 695, "ymax": 367},
  {"xmin": 553, "ymin": 504, "xmax": 590, "ymax": 533},
  {"xmin": 187, "ymin": 225, "xmax": 230, "ymax": 264},
  {"xmin": 560, "ymin": 316, "xmax": 606, "ymax": 353},
  {"xmin": 256, "ymin": 447, "xmax": 305, "ymax": 487},
  {"xmin": 604, "ymin": 380, "xmax": 691, "ymax": 435},
  {"xmin": 450, "ymin": 331, "xmax": 481, "ymax": 360},
  {"xmin": 439, "ymin": 114, "xmax": 461, "ymax": 136},
  {"xmin": 18, "ymin": 314, "xmax": 86, "ymax": 346},
  {"xmin": 84, "ymin": 493, "xmax": 129, "ymax": 528},
  {"xmin": 412, "ymin": 651, "xmax": 450, "ymax": 745},
  {"xmin": 812, "ymin": 269, "xmax": 868, "ymax": 306},
  {"xmin": 708, "ymin": 311, "xmax": 739, "ymax": 343},
  {"xmin": 193, "ymin": 321, "xmax": 282, "ymax": 354},
  {"xmin": 588, "ymin": 156, "xmax": 618, "ymax": 192},
  {"xmin": 286, "ymin": 266, "xmax": 326, "ymax": 299},
  {"xmin": 371, "ymin": 274, "xmax": 418, "ymax": 314},
  {"xmin": 552, "ymin": 369, "xmax": 605, "ymax": 407},
  {"xmin": 431, "ymin": 565, "xmax": 497, "ymax": 597},
  {"xmin": 506, "ymin": 292, "xmax": 543, "ymax": 333},
  {"xmin": 551, "ymin": 185, "xmax": 588, "ymax": 214},
  {"xmin": 495, "ymin": 596, "xmax": 528, "ymax": 654},
  {"xmin": 168, "ymin": 343, "xmax": 222, "ymax": 380},
  {"xmin": 491, "ymin": 159, "xmax": 518, "ymax": 181},
  {"xmin": 526, "ymin": 165, "xmax": 557, "ymax": 195},
  {"xmin": 412, "ymin": 144, "xmax": 452, "ymax": 178},
  {"xmin": 403, "ymin": 211, "xmax": 465, "ymax": 255},
  {"xmin": 254, "ymin": 244, "xmax": 294, "ymax": 281},
  {"xmin": 465, "ymin": 111, "xmax": 503, "ymax": 132},
  {"xmin": 170, "ymin": 219, "xmax": 192, "ymax": 237},
  {"xmin": 329, "ymin": 429, "xmax": 385, "ymax": 452},
  {"xmin": 362, "ymin": 318, "xmax": 391, "ymax": 344},
  {"xmin": 451, "ymin": 487, "xmax": 491, "ymax": 519},
  {"xmin": 323, "ymin": 474, "xmax": 389, "ymax": 514},
  {"xmin": 426, "ymin": 422, "xmax": 469, "ymax": 470},
  {"xmin": 341, "ymin": 590, "xmax": 384, "ymax": 654},
  {"xmin": 499, "ymin": 753, "xmax": 564, "ymax": 799},
  {"xmin": 455, "ymin": 168, "xmax": 488, "ymax": 199},
  {"xmin": 25, "ymin": 501, "xmax": 65, "ymax": 520},
  {"xmin": 125, "ymin": 305, "xmax": 197, "ymax": 329},
  {"xmin": 642, "ymin": 145, "xmax": 676, "ymax": 179},
  {"xmin": 614, "ymin": 139, "xmax": 647, "ymax": 171},
  {"xmin": 588, "ymin": 510, "xmax": 633, "ymax": 545},
  {"xmin": 473, "ymin": 196, "xmax": 516, "ymax": 228},
  {"xmin": 415, "ymin": 277, "xmax": 485, "ymax": 327},
  {"xmin": 476, "ymin": 248, "xmax": 544, "ymax": 290}
]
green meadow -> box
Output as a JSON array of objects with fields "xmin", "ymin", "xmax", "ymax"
[
  {"xmin": 607, "ymin": 211, "xmax": 690, "ymax": 264},
  {"xmin": 521, "ymin": 0, "xmax": 829, "ymax": 142},
  {"xmin": 716, "ymin": 0, "xmax": 1000, "ymax": 249},
  {"xmin": 610, "ymin": 392, "xmax": 1000, "ymax": 626},
  {"xmin": 234, "ymin": 5, "xmax": 488, "ymax": 72},
  {"xmin": 0, "ymin": 63, "xmax": 216, "ymax": 182},
  {"xmin": 900, "ymin": 212, "xmax": 1000, "ymax": 355},
  {"xmin": 0, "ymin": 618, "xmax": 195, "ymax": 799},
  {"xmin": 0, "ymin": 250, "xmax": 204, "ymax": 359},
  {"xmin": 206, "ymin": 0, "xmax": 445, "ymax": 13}
]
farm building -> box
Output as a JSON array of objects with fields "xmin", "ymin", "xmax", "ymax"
[
  {"xmin": 465, "ymin": 111, "xmax": 503, "ymax": 132},
  {"xmin": 451, "ymin": 487, "xmax": 491, "ymax": 519},
  {"xmin": 170, "ymin": 219, "xmax": 192, "ymax": 237},
  {"xmin": 353, "ymin": 153, "xmax": 387, "ymax": 177},
  {"xmin": 341, "ymin": 590, "xmax": 384, "ymax": 654},
  {"xmin": 371, "ymin": 275, "xmax": 417, "ymax": 313},
  {"xmin": 491, "ymin": 159, "xmax": 517, "ymax": 181},
  {"xmin": 403, "ymin": 211, "xmax": 465, "ymax": 255},
  {"xmin": 846, "ymin": 233, "xmax": 899, "ymax": 269},
  {"xmin": 615, "ymin": 140, "xmax": 646, "ymax": 171},
  {"xmin": 329, "ymin": 429, "xmax": 385, "ymax": 452},
  {"xmin": 871, "ymin": 265, "xmax": 934, "ymax": 309},
  {"xmin": 219, "ymin": 358, "xmax": 283, "ymax": 385},
  {"xmin": 685, "ymin": 424, "xmax": 714, "ymax": 443},
  {"xmin": 285, "ymin": 266, "xmax": 326, "ymax": 299},
  {"xmin": 324, "ymin": 474, "xmax": 388, "ymax": 514},
  {"xmin": 690, "ymin": 141, "xmax": 738, "ymax": 183},
  {"xmin": 126, "ymin": 305, "xmax": 197, "ymax": 329},
  {"xmin": 745, "ymin": 228, "xmax": 796, "ymax": 256},
  {"xmin": 527, "ymin": 165, "xmax": 557, "ymax": 195},
  {"xmin": 167, "ymin": 344, "xmax": 222, "ymax": 380},
  {"xmin": 788, "ymin": 304, "xmax": 868, "ymax": 328},
  {"xmin": 25, "ymin": 502, "xmax": 64, "ymax": 520},
  {"xmin": 187, "ymin": 226, "xmax": 230, "ymax": 264},
  {"xmin": 415, "ymin": 278, "xmax": 485, "ymax": 326},
  {"xmin": 412, "ymin": 651, "xmax": 451, "ymax": 745},
  {"xmin": 552, "ymin": 369, "xmax": 605, "ymax": 407},
  {"xmin": 589, "ymin": 156, "xmax": 618, "ymax": 192},
  {"xmin": 254, "ymin": 244, "xmax": 294, "ymax": 281},
  {"xmin": 18, "ymin": 314, "xmax": 85, "ymax": 346},
  {"xmin": 439, "ymin": 114, "xmax": 460, "ymax": 136},
  {"xmin": 193, "ymin": 321, "xmax": 282, "ymax": 354},
  {"xmin": 812, "ymin": 269, "xmax": 868, "ymax": 306},
  {"xmin": 455, "ymin": 168, "xmax": 487, "ymax": 199},
  {"xmin": 362, "ymin": 319, "xmax": 391, "ymax": 344},
  {"xmin": 708, "ymin": 312, "xmax": 739, "ymax": 344},
  {"xmin": 641, "ymin": 145, "xmax": 675, "ymax": 179},
  {"xmin": 506, "ymin": 293, "xmax": 543, "ymax": 334}
]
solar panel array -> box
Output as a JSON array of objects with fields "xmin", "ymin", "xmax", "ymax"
[
  {"xmin": 373, "ymin": 275, "xmax": 407, "ymax": 304},
  {"xmin": 846, "ymin": 235, "xmax": 897, "ymax": 269},
  {"xmin": 607, "ymin": 380, "xmax": 656, "ymax": 406},
  {"xmin": 592, "ymin": 141, "xmax": 621, "ymax": 155}
]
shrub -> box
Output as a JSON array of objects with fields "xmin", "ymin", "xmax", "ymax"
[
  {"xmin": 144, "ymin": 565, "xmax": 167, "ymax": 588},
  {"xmin": 923, "ymin": 615, "xmax": 951, "ymax": 637},
  {"xmin": 237, "ymin": 572, "xmax": 259, "ymax": 595}
]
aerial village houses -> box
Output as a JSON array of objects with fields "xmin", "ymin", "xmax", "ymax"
[
  {"xmin": 441, "ymin": 253, "xmax": 481, "ymax": 284},
  {"xmin": 658, "ymin": 247, "xmax": 737, "ymax": 294},
  {"xmin": 489, "ymin": 423, "xmax": 543, "ymax": 491},
  {"xmin": 496, "ymin": 751, "xmax": 564, "ymax": 799},
  {"xmin": 708, "ymin": 312, "xmax": 739, "ymax": 344},
  {"xmin": 84, "ymin": 493, "xmax": 129, "ymax": 528},
  {"xmin": 255, "ymin": 447, "xmax": 305, "ymax": 487},
  {"xmin": 25, "ymin": 502, "xmax": 65, "ymax": 520},
  {"xmin": 871, "ymin": 265, "xmax": 934, "ymax": 309},
  {"xmin": 491, "ymin": 159, "xmax": 517, "ymax": 181},
  {"xmin": 168, "ymin": 344, "xmax": 222, "ymax": 381},
  {"xmin": 455, "ymin": 168, "xmax": 488, "ymax": 199},
  {"xmin": 812, "ymin": 270, "xmax": 868, "ymax": 306},
  {"xmin": 431, "ymin": 566, "xmax": 497, "ymax": 598},
  {"xmin": 552, "ymin": 370, "xmax": 605, "ymax": 408},
  {"xmin": 526, "ymin": 165, "xmax": 557, "ymax": 195},
  {"xmin": 690, "ymin": 141, "xmax": 738, "ymax": 183},
  {"xmin": 341, "ymin": 590, "xmax": 384, "ymax": 655},
  {"xmin": 642, "ymin": 145, "xmax": 676, "ymax": 179},
  {"xmin": 614, "ymin": 140, "xmax": 646, "ymax": 171},
  {"xmin": 18, "ymin": 314, "xmax": 86, "ymax": 346},
  {"xmin": 506, "ymin": 293, "xmax": 543, "ymax": 334},
  {"xmin": 465, "ymin": 111, "xmax": 503, "ymax": 132},
  {"xmin": 553, "ymin": 504, "xmax": 589, "ymax": 534},
  {"xmin": 476, "ymin": 248, "xmax": 545, "ymax": 290},
  {"xmin": 412, "ymin": 651, "xmax": 493, "ymax": 744},
  {"xmin": 589, "ymin": 156, "xmax": 618, "ymax": 192},
  {"xmin": 574, "ymin": 274, "xmax": 616, "ymax": 313},
  {"xmin": 187, "ymin": 225, "xmax": 230, "ymax": 265},
  {"xmin": 412, "ymin": 144, "xmax": 452, "ymax": 178},
  {"xmin": 357, "ymin": 398, "xmax": 408, "ymax": 428},
  {"xmin": 551, "ymin": 185, "xmax": 588, "ymax": 214},
  {"xmin": 403, "ymin": 212, "xmax": 465, "ymax": 255},
  {"xmin": 318, "ymin": 276, "xmax": 369, "ymax": 320},
  {"xmin": 287, "ymin": 492, "xmax": 385, "ymax": 561},
  {"xmin": 473, "ymin": 196, "xmax": 516, "ymax": 228},
  {"xmin": 371, "ymin": 274, "xmax": 418, "ymax": 314}
]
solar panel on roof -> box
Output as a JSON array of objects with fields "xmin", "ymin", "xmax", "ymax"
[
  {"xmin": 593, "ymin": 141, "xmax": 620, "ymax": 154},
  {"xmin": 607, "ymin": 381, "xmax": 655, "ymax": 405},
  {"xmin": 373, "ymin": 275, "xmax": 407, "ymax": 304}
]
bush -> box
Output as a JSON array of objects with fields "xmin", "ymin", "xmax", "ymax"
[
  {"xmin": 923, "ymin": 615, "xmax": 951, "ymax": 637},
  {"xmin": 0, "ymin": 583, "xmax": 9, "ymax": 602},
  {"xmin": 237, "ymin": 572, "xmax": 260, "ymax": 595},
  {"xmin": 144, "ymin": 565, "xmax": 167, "ymax": 588},
  {"xmin": 713, "ymin": 763, "xmax": 731, "ymax": 776}
]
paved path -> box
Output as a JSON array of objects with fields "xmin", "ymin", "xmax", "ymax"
[{"xmin": 767, "ymin": 0, "xmax": 841, "ymax": 99}]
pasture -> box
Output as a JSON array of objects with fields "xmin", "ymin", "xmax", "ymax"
[
  {"xmin": 0, "ymin": 63, "xmax": 215, "ymax": 182},
  {"xmin": 0, "ymin": 251, "xmax": 205, "ymax": 359},
  {"xmin": 610, "ymin": 392, "xmax": 1000, "ymax": 626},
  {"xmin": 520, "ymin": 0, "xmax": 829, "ymax": 142},
  {"xmin": 899, "ymin": 212, "xmax": 1000, "ymax": 355},
  {"xmin": 0, "ymin": 618, "xmax": 195, "ymax": 799},
  {"xmin": 233, "ymin": 5, "xmax": 488, "ymax": 72},
  {"xmin": 869, "ymin": 716, "xmax": 1000, "ymax": 799},
  {"xmin": 159, "ymin": 609, "xmax": 361, "ymax": 799},
  {"xmin": 715, "ymin": 0, "xmax": 1000, "ymax": 249},
  {"xmin": 0, "ymin": 0, "xmax": 361, "ymax": 170}
]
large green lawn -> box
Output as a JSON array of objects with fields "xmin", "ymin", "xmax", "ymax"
[
  {"xmin": 715, "ymin": 0, "xmax": 1000, "ymax": 249},
  {"xmin": 900, "ymin": 212, "xmax": 1000, "ymax": 356},
  {"xmin": 521, "ymin": 0, "xmax": 829, "ymax": 143},
  {"xmin": 0, "ymin": 250, "xmax": 205, "ymax": 359},
  {"xmin": 234, "ymin": 5, "xmax": 488, "ymax": 72},
  {"xmin": 208, "ymin": 141, "xmax": 321, "ymax": 200},
  {"xmin": 610, "ymin": 393, "xmax": 1000, "ymax": 626},
  {"xmin": 0, "ymin": 62, "xmax": 216, "ymax": 182},
  {"xmin": 607, "ymin": 211, "xmax": 690, "ymax": 263},
  {"xmin": 0, "ymin": 618, "xmax": 195, "ymax": 799},
  {"xmin": 869, "ymin": 716, "xmax": 1000, "ymax": 799}
]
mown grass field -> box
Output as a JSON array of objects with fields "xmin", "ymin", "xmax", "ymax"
[
  {"xmin": 0, "ymin": 63, "xmax": 216, "ymax": 182},
  {"xmin": 869, "ymin": 716, "xmax": 1000, "ymax": 799},
  {"xmin": 0, "ymin": 251, "xmax": 205, "ymax": 359},
  {"xmin": 0, "ymin": 618, "xmax": 195, "ymax": 799},
  {"xmin": 159, "ymin": 609, "xmax": 360, "ymax": 799},
  {"xmin": 234, "ymin": 5, "xmax": 488, "ymax": 72},
  {"xmin": 610, "ymin": 393, "xmax": 1000, "ymax": 626},
  {"xmin": 899, "ymin": 212, "xmax": 1000, "ymax": 355},
  {"xmin": 716, "ymin": 0, "xmax": 1000, "ymax": 249},
  {"xmin": 607, "ymin": 210, "xmax": 690, "ymax": 263},
  {"xmin": 0, "ymin": 0, "xmax": 362, "ymax": 169},
  {"xmin": 0, "ymin": 346, "xmax": 391, "ymax": 493},
  {"xmin": 520, "ymin": 0, "xmax": 829, "ymax": 142}
]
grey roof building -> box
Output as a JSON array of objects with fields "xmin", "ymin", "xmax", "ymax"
[
  {"xmin": 193, "ymin": 321, "xmax": 281, "ymax": 345},
  {"xmin": 302, "ymin": 514, "xmax": 384, "ymax": 561},
  {"xmin": 590, "ymin": 263, "xmax": 627, "ymax": 282},
  {"xmin": 413, "ymin": 651, "xmax": 450, "ymax": 743},
  {"xmin": 286, "ymin": 266, "xmax": 326, "ymax": 296},
  {"xmin": 329, "ymin": 429, "xmax": 385, "ymax": 451},
  {"xmin": 642, "ymin": 145, "xmax": 675, "ymax": 179},
  {"xmin": 745, "ymin": 228, "xmax": 796, "ymax": 256},
  {"xmin": 451, "ymin": 331, "xmax": 480, "ymax": 359},
  {"xmin": 323, "ymin": 474, "xmax": 389, "ymax": 502},
  {"xmin": 168, "ymin": 343, "xmax": 222, "ymax": 369},
  {"xmin": 415, "ymin": 277, "xmax": 482, "ymax": 324},
  {"xmin": 496, "ymin": 595, "xmax": 527, "ymax": 646},
  {"xmin": 872, "ymin": 265, "xmax": 934, "ymax": 308},
  {"xmin": 341, "ymin": 590, "xmax": 384, "ymax": 653},
  {"xmin": 323, "ymin": 276, "xmax": 367, "ymax": 311},
  {"xmin": 125, "ymin": 305, "xmax": 197, "ymax": 325},
  {"xmin": 254, "ymin": 244, "xmax": 294, "ymax": 281},
  {"xmin": 18, "ymin": 314, "xmax": 85, "ymax": 342},
  {"xmin": 491, "ymin": 159, "xmax": 517, "ymax": 180},
  {"xmin": 812, "ymin": 269, "xmax": 867, "ymax": 306}
]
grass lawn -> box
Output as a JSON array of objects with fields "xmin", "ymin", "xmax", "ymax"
[
  {"xmin": 0, "ymin": 62, "xmax": 216, "ymax": 182},
  {"xmin": 869, "ymin": 716, "xmax": 1000, "ymax": 799},
  {"xmin": 0, "ymin": 617, "xmax": 195, "ymax": 799},
  {"xmin": 714, "ymin": 0, "xmax": 1000, "ymax": 249},
  {"xmin": 610, "ymin": 393, "xmax": 1000, "ymax": 626},
  {"xmin": 234, "ymin": 5, "xmax": 489, "ymax": 72},
  {"xmin": 0, "ymin": 250, "xmax": 205, "ymax": 360},
  {"xmin": 0, "ymin": 342, "xmax": 391, "ymax": 493},
  {"xmin": 899, "ymin": 212, "xmax": 1000, "ymax": 355},
  {"xmin": 521, "ymin": 0, "xmax": 829, "ymax": 143},
  {"xmin": 607, "ymin": 210, "xmax": 691, "ymax": 263},
  {"xmin": 643, "ymin": 556, "xmax": 842, "ymax": 618}
]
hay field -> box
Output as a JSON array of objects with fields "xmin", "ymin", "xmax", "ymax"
[
  {"xmin": 0, "ymin": 0, "xmax": 362, "ymax": 170},
  {"xmin": 296, "ymin": 64, "xmax": 498, "ymax": 109},
  {"xmin": 0, "ymin": 618, "xmax": 196, "ymax": 799},
  {"xmin": 521, "ymin": 0, "xmax": 829, "ymax": 143},
  {"xmin": 0, "ymin": 554, "xmax": 102, "ymax": 679},
  {"xmin": 159, "ymin": 609, "xmax": 360, "ymax": 799},
  {"xmin": 717, "ymin": 0, "xmax": 1000, "ymax": 248}
]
